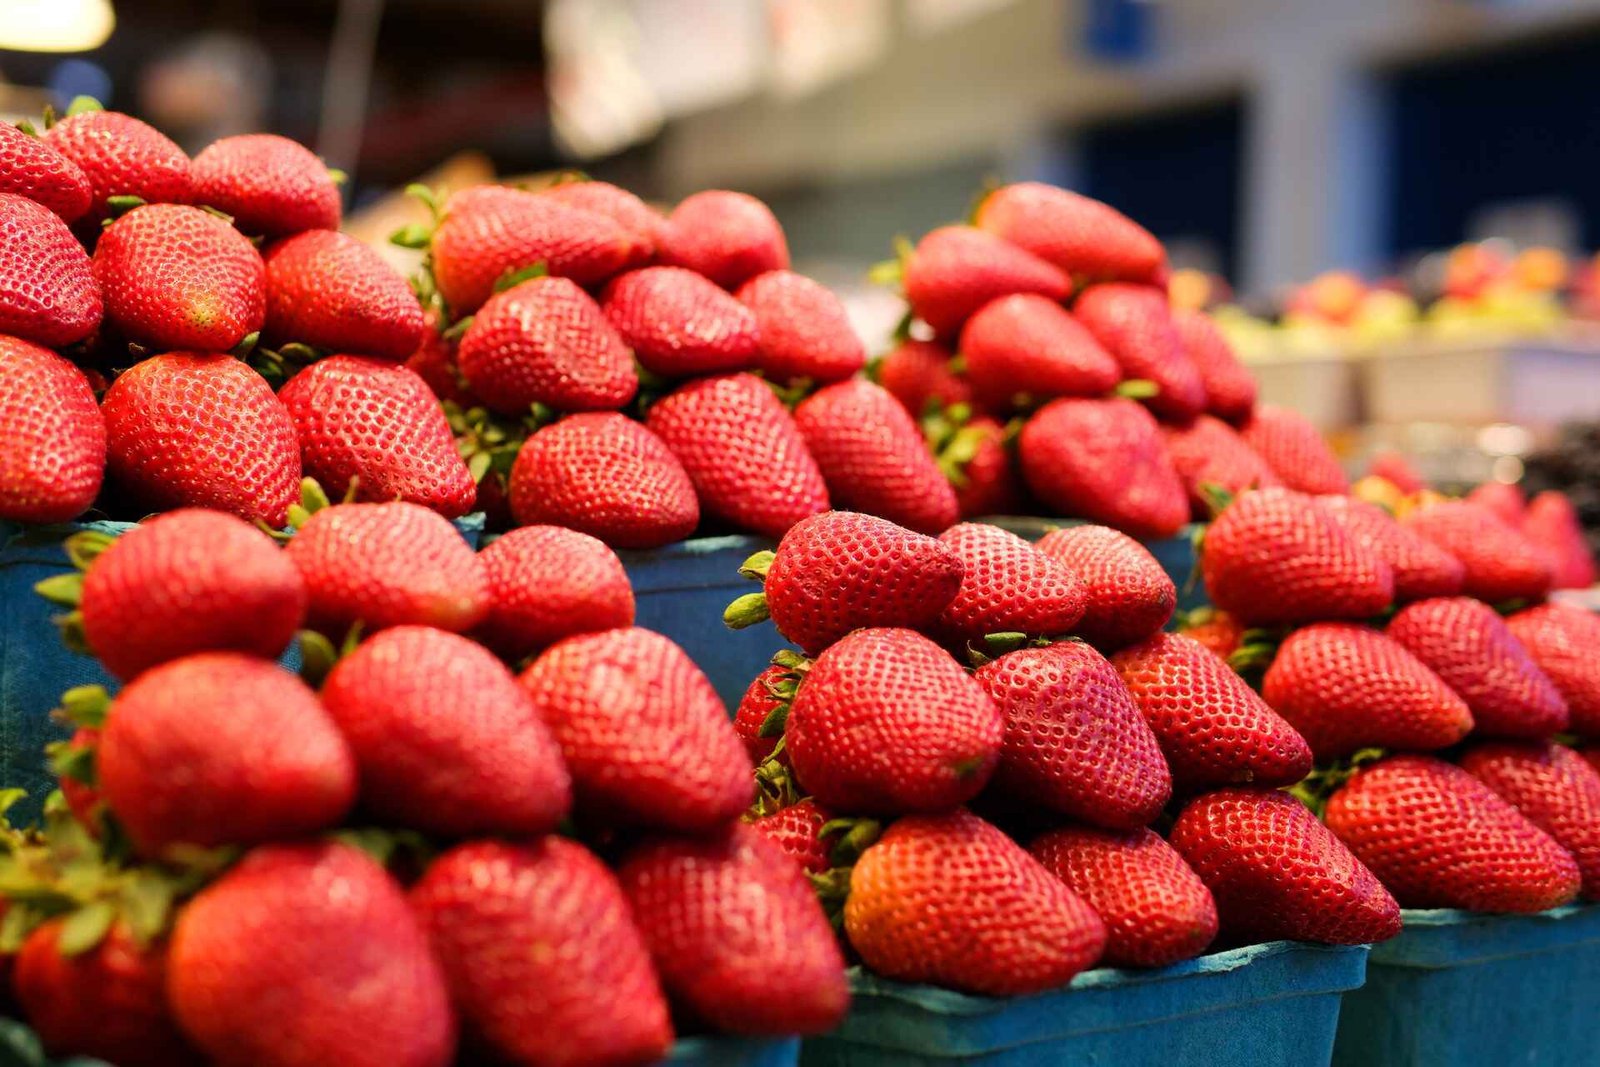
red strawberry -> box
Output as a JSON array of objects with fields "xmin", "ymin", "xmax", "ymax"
[
  {"xmin": 475, "ymin": 524, "xmax": 634, "ymax": 662},
  {"xmin": 43, "ymin": 108, "xmax": 190, "ymax": 218},
  {"xmin": 1111, "ymin": 632, "xmax": 1312, "ymax": 792},
  {"xmin": 1388, "ymin": 597, "xmax": 1568, "ymax": 739},
  {"xmin": 1017, "ymin": 397, "xmax": 1188, "ymax": 539},
  {"xmin": 262, "ymin": 230, "xmax": 424, "ymax": 359},
  {"xmin": 286, "ymin": 501, "xmax": 489, "ymax": 635},
  {"xmin": 1074, "ymin": 283, "xmax": 1205, "ymax": 422},
  {"xmin": 456, "ymin": 275, "xmax": 636, "ymax": 414},
  {"xmin": 935, "ymin": 521, "xmax": 1086, "ymax": 642},
  {"xmin": 974, "ymin": 182, "xmax": 1165, "ymax": 283},
  {"xmin": 191, "ymin": 133, "xmax": 340, "ymax": 237},
  {"xmin": 1176, "ymin": 608, "xmax": 1245, "ymax": 660},
  {"xmin": 411, "ymin": 838, "xmax": 671, "ymax": 1067},
  {"xmin": 403, "ymin": 311, "xmax": 475, "ymax": 405},
  {"xmin": 1163, "ymin": 414, "xmax": 1280, "ymax": 512},
  {"xmin": 101, "ymin": 353, "xmax": 301, "ymax": 526},
  {"xmin": 1460, "ymin": 741, "xmax": 1600, "ymax": 899},
  {"xmin": 958, "ymin": 293, "xmax": 1120, "ymax": 411},
  {"xmin": 750, "ymin": 797, "xmax": 834, "ymax": 873},
  {"xmin": 0, "ymin": 336, "xmax": 104, "ymax": 523},
  {"xmin": 98, "ymin": 653, "xmax": 355, "ymax": 856},
  {"xmin": 1467, "ymin": 480, "xmax": 1526, "ymax": 527},
  {"xmin": 57, "ymin": 726, "xmax": 103, "ymax": 832},
  {"xmin": 518, "ymin": 627, "xmax": 752, "ymax": 831},
  {"xmin": 1238, "ymin": 405, "xmax": 1349, "ymax": 495},
  {"xmin": 1262, "ymin": 622, "xmax": 1473, "ymax": 759},
  {"xmin": 659, "ymin": 189, "xmax": 789, "ymax": 290},
  {"xmin": 1034, "ymin": 524, "xmax": 1175, "ymax": 651},
  {"xmin": 975, "ymin": 642, "xmax": 1170, "ymax": 829},
  {"xmin": 1170, "ymin": 788, "xmax": 1401, "ymax": 945},
  {"xmin": 1317, "ymin": 494, "xmax": 1465, "ymax": 602},
  {"xmin": 0, "ymin": 122, "xmax": 92, "ymax": 222},
  {"xmin": 508, "ymin": 413, "xmax": 700, "ymax": 549},
  {"xmin": 876, "ymin": 338, "xmax": 973, "ymax": 416},
  {"xmin": 646, "ymin": 372, "xmax": 830, "ymax": 538},
  {"xmin": 1506, "ymin": 603, "xmax": 1600, "ymax": 737},
  {"xmin": 845, "ymin": 809, "xmax": 1107, "ymax": 995},
  {"xmin": 1325, "ymin": 754, "xmax": 1581, "ymax": 912},
  {"xmin": 944, "ymin": 414, "xmax": 1023, "ymax": 519},
  {"xmin": 81, "ymin": 509, "xmax": 305, "ymax": 680},
  {"xmin": 1173, "ymin": 308, "xmax": 1255, "ymax": 424},
  {"xmin": 734, "ymin": 663, "xmax": 792, "ymax": 767},
  {"xmin": 794, "ymin": 379, "xmax": 959, "ymax": 534},
  {"xmin": 617, "ymin": 825, "xmax": 848, "ymax": 1035},
  {"xmin": 1524, "ymin": 490, "xmax": 1597, "ymax": 590},
  {"xmin": 1368, "ymin": 450, "xmax": 1426, "ymax": 494},
  {"xmin": 0, "ymin": 192, "xmax": 101, "ymax": 346},
  {"xmin": 1403, "ymin": 500, "xmax": 1552, "ymax": 603},
  {"xmin": 737, "ymin": 269, "xmax": 865, "ymax": 384},
  {"xmin": 1030, "ymin": 826, "xmax": 1217, "ymax": 967},
  {"xmin": 903, "ymin": 225, "xmax": 1071, "ymax": 336},
  {"xmin": 602, "ymin": 266, "xmax": 760, "ymax": 378},
  {"xmin": 785, "ymin": 627, "xmax": 1003, "ymax": 813},
  {"xmin": 540, "ymin": 178, "xmax": 663, "ymax": 251},
  {"xmin": 170, "ymin": 842, "xmax": 455, "ymax": 1067}
]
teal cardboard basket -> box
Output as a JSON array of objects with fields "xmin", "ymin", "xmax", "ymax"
[
  {"xmin": 1332, "ymin": 905, "xmax": 1600, "ymax": 1066},
  {"xmin": 800, "ymin": 941, "xmax": 1368, "ymax": 1066},
  {"xmin": 666, "ymin": 1036, "xmax": 800, "ymax": 1067}
]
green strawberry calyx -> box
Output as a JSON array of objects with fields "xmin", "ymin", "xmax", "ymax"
[
  {"xmin": 32, "ymin": 530, "xmax": 120, "ymax": 657},
  {"xmin": 1288, "ymin": 747, "xmax": 1387, "ymax": 819},
  {"xmin": 723, "ymin": 550, "xmax": 777, "ymax": 630}
]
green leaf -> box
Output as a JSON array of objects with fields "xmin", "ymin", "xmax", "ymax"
[
  {"xmin": 118, "ymin": 870, "xmax": 175, "ymax": 948},
  {"xmin": 14, "ymin": 119, "xmax": 37, "ymax": 137},
  {"xmin": 65, "ymin": 96, "xmax": 103, "ymax": 116},
  {"xmin": 757, "ymin": 701, "xmax": 789, "ymax": 739},
  {"xmin": 56, "ymin": 899, "xmax": 115, "ymax": 957},
  {"xmin": 33, "ymin": 573, "xmax": 83, "ymax": 608},
  {"xmin": 299, "ymin": 478, "xmax": 333, "ymax": 515},
  {"xmin": 47, "ymin": 741, "xmax": 95, "ymax": 785},
  {"xmin": 723, "ymin": 592, "xmax": 771, "ymax": 630},
  {"xmin": 1114, "ymin": 378, "xmax": 1160, "ymax": 400},
  {"xmin": 866, "ymin": 257, "xmax": 903, "ymax": 287},
  {"xmin": 229, "ymin": 331, "xmax": 260, "ymax": 358},
  {"xmin": 63, "ymin": 530, "xmax": 117, "ymax": 571},
  {"xmin": 389, "ymin": 223, "xmax": 434, "ymax": 249},
  {"xmin": 297, "ymin": 630, "xmax": 340, "ymax": 688},
  {"xmin": 737, "ymin": 550, "xmax": 775, "ymax": 582},
  {"xmin": 0, "ymin": 1013, "xmax": 48, "ymax": 1065},
  {"xmin": 466, "ymin": 450, "xmax": 493, "ymax": 485},
  {"xmin": 327, "ymin": 167, "xmax": 349, "ymax": 186},
  {"xmin": 103, "ymin": 194, "xmax": 145, "ymax": 217},
  {"xmin": 405, "ymin": 183, "xmax": 442, "ymax": 219},
  {"xmin": 493, "ymin": 261, "xmax": 548, "ymax": 293}
]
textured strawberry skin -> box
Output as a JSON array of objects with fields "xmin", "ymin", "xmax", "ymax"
[
  {"xmin": 975, "ymin": 182, "xmax": 1165, "ymax": 283},
  {"xmin": 935, "ymin": 522, "xmax": 1086, "ymax": 642},
  {"xmin": 737, "ymin": 269, "xmax": 865, "ymax": 384},
  {"xmin": 1404, "ymin": 500, "xmax": 1553, "ymax": 604},
  {"xmin": 1468, "ymin": 480, "xmax": 1526, "ymax": 526},
  {"xmin": 1074, "ymin": 283, "xmax": 1205, "ymax": 422},
  {"xmin": 603, "ymin": 266, "xmax": 761, "ymax": 378},
  {"xmin": 1177, "ymin": 609, "xmax": 1246, "ymax": 660},
  {"xmin": 43, "ymin": 110, "xmax": 191, "ymax": 218},
  {"xmin": 1317, "ymin": 495, "xmax": 1465, "ymax": 602},
  {"xmin": 958, "ymin": 293, "xmax": 1120, "ymax": 411},
  {"xmin": 877, "ymin": 338, "xmax": 973, "ymax": 416},
  {"xmin": 750, "ymin": 797, "xmax": 832, "ymax": 873},
  {"xmin": 403, "ymin": 311, "xmax": 476, "ymax": 405},
  {"xmin": 659, "ymin": 189, "xmax": 789, "ymax": 290},
  {"xmin": 1460, "ymin": 741, "xmax": 1600, "ymax": 900},
  {"xmin": 191, "ymin": 134, "xmax": 340, "ymax": 237},
  {"xmin": 1506, "ymin": 603, "xmax": 1600, "ymax": 738},
  {"xmin": 1164, "ymin": 414, "xmax": 1280, "ymax": 512},
  {"xmin": 0, "ymin": 336, "xmax": 104, "ymax": 523},
  {"xmin": 0, "ymin": 192, "xmax": 102, "ymax": 346},
  {"xmin": 1239, "ymin": 405, "xmax": 1349, "ymax": 495},
  {"xmin": 1524, "ymin": 490, "xmax": 1598, "ymax": 590},
  {"xmin": 950, "ymin": 415, "xmax": 1024, "ymax": 519},
  {"xmin": 474, "ymin": 524, "xmax": 634, "ymax": 662},
  {"xmin": 540, "ymin": 179, "xmax": 664, "ymax": 251},
  {"xmin": 1034, "ymin": 524, "xmax": 1176, "ymax": 651},
  {"xmin": 263, "ymin": 230, "xmax": 424, "ymax": 360},
  {"xmin": 1173, "ymin": 309, "xmax": 1256, "ymax": 424},
  {"xmin": 0, "ymin": 122, "xmax": 92, "ymax": 222},
  {"xmin": 904, "ymin": 225, "xmax": 1071, "ymax": 337}
]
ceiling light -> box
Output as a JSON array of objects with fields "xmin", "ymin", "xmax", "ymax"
[{"xmin": 0, "ymin": 0, "xmax": 115, "ymax": 54}]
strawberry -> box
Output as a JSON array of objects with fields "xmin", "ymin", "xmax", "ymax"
[
  {"xmin": 43, "ymin": 107, "xmax": 190, "ymax": 218},
  {"xmin": 1034, "ymin": 524, "xmax": 1176, "ymax": 651},
  {"xmin": 319, "ymin": 625, "xmax": 572, "ymax": 836},
  {"xmin": 1325, "ymin": 754, "xmax": 1581, "ymax": 912},
  {"xmin": 975, "ymin": 642, "xmax": 1170, "ymax": 829},
  {"xmin": 737, "ymin": 269, "xmax": 865, "ymax": 384},
  {"xmin": 518, "ymin": 627, "xmax": 752, "ymax": 831},
  {"xmin": 957, "ymin": 293, "xmax": 1120, "ymax": 411},
  {"xmin": 876, "ymin": 338, "xmax": 973, "ymax": 416},
  {"xmin": 1368, "ymin": 450, "xmax": 1426, "ymax": 494},
  {"xmin": 191, "ymin": 133, "xmax": 340, "ymax": 237},
  {"xmin": 474, "ymin": 524, "xmax": 634, "ymax": 662},
  {"xmin": 1176, "ymin": 607, "xmax": 1245, "ymax": 660},
  {"xmin": 1169, "ymin": 788, "xmax": 1401, "ymax": 945},
  {"xmin": 1111, "ymin": 632, "xmax": 1312, "ymax": 792},
  {"xmin": 659, "ymin": 189, "xmax": 789, "ymax": 290},
  {"xmin": 1017, "ymin": 397, "xmax": 1188, "ymax": 539},
  {"xmin": 794, "ymin": 379, "xmax": 959, "ymax": 535},
  {"xmin": 170, "ymin": 842, "xmax": 455, "ymax": 1067},
  {"xmin": 602, "ymin": 266, "xmax": 760, "ymax": 378},
  {"xmin": 1403, "ymin": 500, "xmax": 1552, "ymax": 603},
  {"xmin": 0, "ymin": 192, "xmax": 101, "ymax": 346},
  {"xmin": 1173, "ymin": 308, "xmax": 1256, "ymax": 424},
  {"xmin": 646, "ymin": 372, "xmax": 830, "ymax": 538},
  {"xmin": 974, "ymin": 182, "xmax": 1165, "ymax": 283},
  {"xmin": 1074, "ymin": 283, "xmax": 1205, "ymax": 422},
  {"xmin": 286, "ymin": 501, "xmax": 489, "ymax": 635},
  {"xmin": 508, "ymin": 413, "xmax": 700, "ymax": 548},
  {"xmin": 1262, "ymin": 623, "xmax": 1473, "ymax": 759},
  {"xmin": 1460, "ymin": 741, "xmax": 1600, "ymax": 899},
  {"xmin": 1238, "ymin": 405, "xmax": 1349, "ymax": 495},
  {"xmin": 0, "ymin": 122, "xmax": 92, "ymax": 222},
  {"xmin": 1163, "ymin": 414, "xmax": 1280, "ymax": 512},
  {"xmin": 749, "ymin": 797, "xmax": 835, "ymax": 873},
  {"xmin": 1316, "ymin": 494, "xmax": 1465, "ymax": 602},
  {"xmin": 1029, "ymin": 827, "xmax": 1217, "ymax": 967},
  {"xmin": 934, "ymin": 522, "xmax": 1086, "ymax": 643},
  {"xmin": 784, "ymin": 627, "xmax": 1003, "ymax": 813},
  {"xmin": 98, "ymin": 653, "xmax": 355, "ymax": 856},
  {"xmin": 0, "ymin": 336, "xmax": 104, "ymax": 523},
  {"xmin": 1524, "ymin": 490, "xmax": 1597, "ymax": 590},
  {"xmin": 404, "ymin": 311, "xmax": 475, "ymax": 405},
  {"xmin": 411, "ymin": 838, "xmax": 671, "ymax": 1067},
  {"xmin": 1505, "ymin": 603, "xmax": 1600, "ymax": 737},
  {"xmin": 734, "ymin": 663, "xmax": 792, "ymax": 767},
  {"xmin": 617, "ymin": 825, "xmax": 848, "ymax": 1035},
  {"xmin": 456, "ymin": 275, "xmax": 636, "ymax": 414},
  {"xmin": 941, "ymin": 413, "xmax": 1023, "ymax": 519},
  {"xmin": 57, "ymin": 726, "xmax": 103, "ymax": 832},
  {"xmin": 1387, "ymin": 597, "xmax": 1568, "ymax": 739},
  {"xmin": 101, "ymin": 353, "xmax": 301, "ymax": 526},
  {"xmin": 539, "ymin": 178, "xmax": 664, "ymax": 251},
  {"xmin": 1201, "ymin": 488, "xmax": 1394, "ymax": 625},
  {"xmin": 262, "ymin": 229, "xmax": 424, "ymax": 360},
  {"xmin": 903, "ymin": 225, "xmax": 1071, "ymax": 336},
  {"xmin": 1467, "ymin": 480, "xmax": 1526, "ymax": 526},
  {"xmin": 845, "ymin": 809, "xmax": 1107, "ymax": 995}
]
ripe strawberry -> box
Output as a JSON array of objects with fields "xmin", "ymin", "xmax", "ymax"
[
  {"xmin": 943, "ymin": 413, "xmax": 1023, "ymax": 519},
  {"xmin": 43, "ymin": 108, "xmax": 190, "ymax": 218},
  {"xmin": 98, "ymin": 653, "xmax": 355, "ymax": 856},
  {"xmin": 475, "ymin": 524, "xmax": 634, "ymax": 661},
  {"xmin": 1170, "ymin": 788, "xmax": 1401, "ymax": 945},
  {"xmin": 1017, "ymin": 397, "xmax": 1188, "ymax": 539},
  {"xmin": 403, "ymin": 311, "xmax": 475, "ymax": 405},
  {"xmin": 1388, "ymin": 597, "xmax": 1568, "ymax": 739},
  {"xmin": 1524, "ymin": 490, "xmax": 1597, "ymax": 590},
  {"xmin": 935, "ymin": 522, "xmax": 1086, "ymax": 642},
  {"xmin": 646, "ymin": 372, "xmax": 830, "ymax": 538},
  {"xmin": 602, "ymin": 266, "xmax": 760, "ymax": 378},
  {"xmin": 191, "ymin": 133, "xmax": 340, "ymax": 237},
  {"xmin": 785, "ymin": 627, "xmax": 1003, "ymax": 813},
  {"xmin": 903, "ymin": 225, "xmax": 1071, "ymax": 336},
  {"xmin": 1173, "ymin": 308, "xmax": 1256, "ymax": 424},
  {"xmin": 958, "ymin": 293, "xmax": 1120, "ymax": 411},
  {"xmin": 1325, "ymin": 754, "xmax": 1581, "ymax": 912},
  {"xmin": 1176, "ymin": 607, "xmax": 1245, "ymax": 660},
  {"xmin": 1460, "ymin": 741, "xmax": 1600, "ymax": 899},
  {"xmin": 1164, "ymin": 414, "xmax": 1280, "ymax": 512},
  {"xmin": 659, "ymin": 189, "xmax": 788, "ymax": 289},
  {"xmin": 737, "ymin": 269, "xmax": 865, "ymax": 384},
  {"xmin": 518, "ymin": 627, "xmax": 752, "ymax": 831},
  {"xmin": 974, "ymin": 182, "xmax": 1165, "ymax": 283},
  {"xmin": 975, "ymin": 642, "xmax": 1170, "ymax": 829},
  {"xmin": 617, "ymin": 825, "xmax": 848, "ymax": 1035},
  {"xmin": 1034, "ymin": 524, "xmax": 1176, "ymax": 651},
  {"xmin": 845, "ymin": 809, "xmax": 1107, "ymax": 995},
  {"xmin": 1317, "ymin": 494, "xmax": 1465, "ymax": 602},
  {"xmin": 101, "ymin": 353, "xmax": 300, "ymax": 526},
  {"xmin": 1074, "ymin": 283, "xmax": 1205, "ymax": 422},
  {"xmin": 540, "ymin": 178, "xmax": 664, "ymax": 251},
  {"xmin": 1403, "ymin": 500, "xmax": 1552, "ymax": 603},
  {"xmin": 750, "ymin": 797, "xmax": 835, "ymax": 873},
  {"xmin": 0, "ymin": 192, "xmax": 101, "ymax": 346},
  {"xmin": 0, "ymin": 336, "xmax": 104, "ymax": 523},
  {"xmin": 1506, "ymin": 603, "xmax": 1600, "ymax": 737},
  {"xmin": 794, "ymin": 379, "xmax": 959, "ymax": 534},
  {"xmin": 1467, "ymin": 480, "xmax": 1526, "ymax": 527},
  {"xmin": 411, "ymin": 838, "xmax": 671, "ymax": 1067},
  {"xmin": 1029, "ymin": 827, "xmax": 1217, "ymax": 967},
  {"xmin": 734, "ymin": 663, "xmax": 792, "ymax": 767},
  {"xmin": 0, "ymin": 122, "xmax": 92, "ymax": 222},
  {"xmin": 262, "ymin": 230, "xmax": 424, "ymax": 359},
  {"xmin": 57, "ymin": 726, "xmax": 103, "ymax": 832},
  {"xmin": 170, "ymin": 841, "xmax": 455, "ymax": 1067},
  {"xmin": 876, "ymin": 338, "xmax": 973, "ymax": 416},
  {"xmin": 457, "ymin": 275, "xmax": 636, "ymax": 414},
  {"xmin": 508, "ymin": 413, "xmax": 700, "ymax": 548},
  {"xmin": 286, "ymin": 501, "xmax": 489, "ymax": 635},
  {"xmin": 1369, "ymin": 450, "xmax": 1427, "ymax": 494},
  {"xmin": 1238, "ymin": 405, "xmax": 1349, "ymax": 495},
  {"xmin": 1111, "ymin": 632, "xmax": 1312, "ymax": 792},
  {"xmin": 1262, "ymin": 623, "xmax": 1473, "ymax": 759}
]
